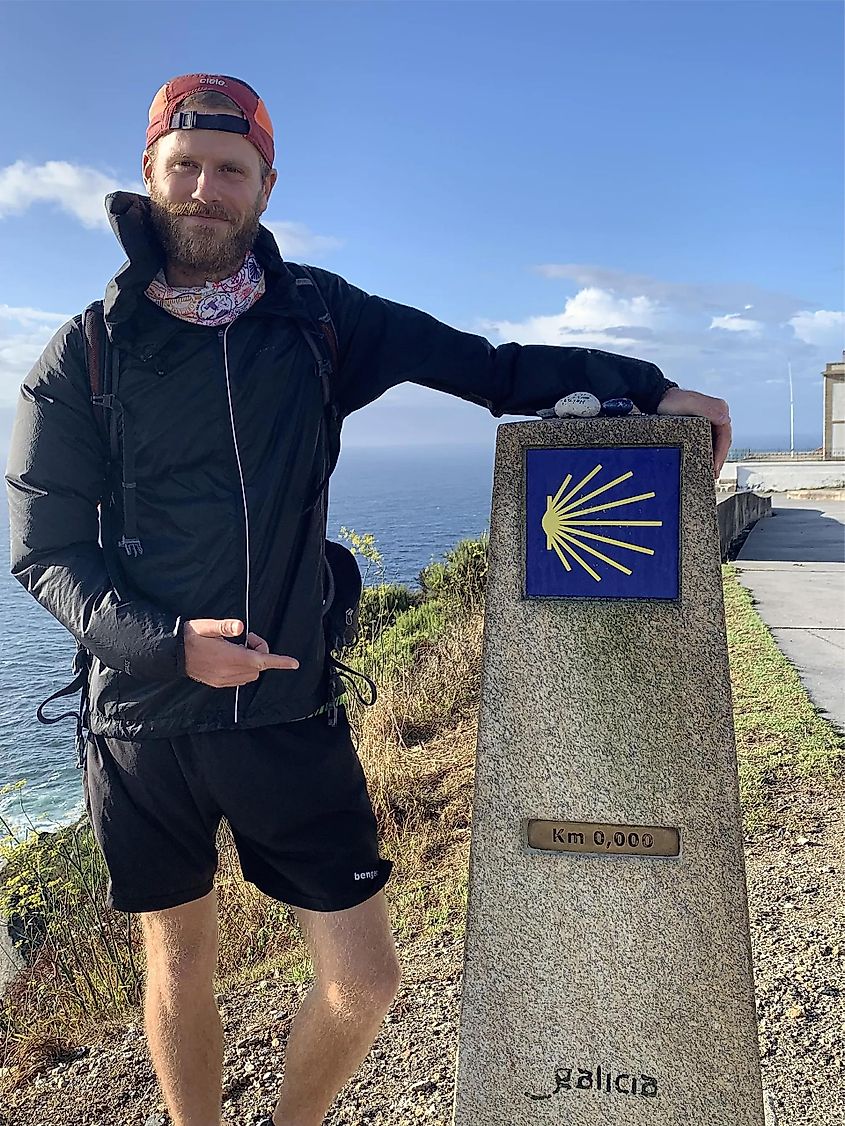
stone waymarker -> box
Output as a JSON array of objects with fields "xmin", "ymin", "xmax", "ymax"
[{"xmin": 453, "ymin": 416, "xmax": 764, "ymax": 1126}]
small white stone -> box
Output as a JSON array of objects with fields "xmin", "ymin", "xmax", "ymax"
[{"xmin": 554, "ymin": 392, "xmax": 601, "ymax": 418}]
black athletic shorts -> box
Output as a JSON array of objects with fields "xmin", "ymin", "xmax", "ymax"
[{"xmin": 82, "ymin": 708, "xmax": 392, "ymax": 914}]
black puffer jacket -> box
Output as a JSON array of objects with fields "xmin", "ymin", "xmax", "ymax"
[{"xmin": 5, "ymin": 191, "xmax": 676, "ymax": 739}]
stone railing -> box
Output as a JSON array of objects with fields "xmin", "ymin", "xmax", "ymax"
[{"xmin": 716, "ymin": 491, "xmax": 772, "ymax": 560}]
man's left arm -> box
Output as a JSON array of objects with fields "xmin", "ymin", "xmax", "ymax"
[{"xmin": 311, "ymin": 269, "xmax": 731, "ymax": 475}]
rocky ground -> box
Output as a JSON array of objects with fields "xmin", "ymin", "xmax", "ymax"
[{"xmin": 1, "ymin": 770, "xmax": 841, "ymax": 1126}]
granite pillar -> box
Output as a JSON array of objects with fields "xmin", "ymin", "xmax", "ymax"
[{"xmin": 453, "ymin": 416, "xmax": 764, "ymax": 1125}]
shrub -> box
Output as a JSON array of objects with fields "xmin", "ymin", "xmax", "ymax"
[
  {"xmin": 419, "ymin": 535, "xmax": 489, "ymax": 614},
  {"xmin": 0, "ymin": 813, "xmax": 144, "ymax": 1082},
  {"xmin": 356, "ymin": 584, "xmax": 420, "ymax": 645}
]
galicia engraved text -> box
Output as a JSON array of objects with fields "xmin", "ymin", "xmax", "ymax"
[{"xmin": 526, "ymin": 1064, "xmax": 659, "ymax": 1101}]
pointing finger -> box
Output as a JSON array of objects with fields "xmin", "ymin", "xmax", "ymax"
[{"xmin": 249, "ymin": 652, "xmax": 300, "ymax": 672}]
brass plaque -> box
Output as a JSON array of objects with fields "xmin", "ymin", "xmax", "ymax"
[{"xmin": 527, "ymin": 820, "xmax": 680, "ymax": 857}]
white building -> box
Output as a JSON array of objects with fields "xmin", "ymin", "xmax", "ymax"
[{"xmin": 823, "ymin": 354, "xmax": 845, "ymax": 460}]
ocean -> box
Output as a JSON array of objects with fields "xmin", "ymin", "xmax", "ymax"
[{"xmin": 0, "ymin": 445, "xmax": 494, "ymax": 838}]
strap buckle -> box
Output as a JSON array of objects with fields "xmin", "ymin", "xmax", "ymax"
[{"xmin": 171, "ymin": 110, "xmax": 198, "ymax": 130}]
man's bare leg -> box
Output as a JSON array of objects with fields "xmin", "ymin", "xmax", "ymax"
[
  {"xmin": 272, "ymin": 890, "xmax": 401, "ymax": 1126},
  {"xmin": 141, "ymin": 888, "xmax": 223, "ymax": 1126}
]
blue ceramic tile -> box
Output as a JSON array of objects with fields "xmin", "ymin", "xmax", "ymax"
[{"xmin": 525, "ymin": 447, "xmax": 681, "ymax": 599}]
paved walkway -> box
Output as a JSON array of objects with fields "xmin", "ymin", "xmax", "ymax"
[{"xmin": 734, "ymin": 497, "xmax": 845, "ymax": 733}]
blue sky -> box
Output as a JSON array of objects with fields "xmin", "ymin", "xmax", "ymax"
[{"xmin": 1, "ymin": 0, "xmax": 842, "ymax": 450}]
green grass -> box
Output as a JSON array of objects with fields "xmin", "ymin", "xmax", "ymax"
[{"xmin": 724, "ymin": 565, "xmax": 843, "ymax": 828}]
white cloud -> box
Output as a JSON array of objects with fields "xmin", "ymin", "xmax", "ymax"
[
  {"xmin": 478, "ymin": 287, "xmax": 664, "ymax": 350},
  {"xmin": 263, "ymin": 220, "xmax": 343, "ymax": 261},
  {"xmin": 710, "ymin": 313, "xmax": 763, "ymax": 334},
  {"xmin": 555, "ymin": 288, "xmax": 662, "ymax": 331},
  {"xmin": 0, "ymin": 304, "xmax": 70, "ymax": 328},
  {"xmin": 534, "ymin": 262, "xmax": 813, "ymax": 323},
  {"xmin": 788, "ymin": 309, "xmax": 845, "ymax": 351},
  {"xmin": 0, "ymin": 160, "xmax": 140, "ymax": 230}
]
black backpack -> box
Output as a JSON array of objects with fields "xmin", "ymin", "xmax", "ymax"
[{"xmin": 37, "ymin": 263, "xmax": 375, "ymax": 757}]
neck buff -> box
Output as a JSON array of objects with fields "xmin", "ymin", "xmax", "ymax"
[{"xmin": 145, "ymin": 251, "xmax": 266, "ymax": 326}]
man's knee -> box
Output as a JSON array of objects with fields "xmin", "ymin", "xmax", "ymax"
[
  {"xmin": 323, "ymin": 953, "xmax": 402, "ymax": 1020},
  {"xmin": 141, "ymin": 888, "xmax": 219, "ymax": 988}
]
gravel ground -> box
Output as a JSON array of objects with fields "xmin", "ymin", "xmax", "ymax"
[
  {"xmin": 744, "ymin": 775, "xmax": 845, "ymax": 1126},
  {"xmin": 1, "ymin": 774, "xmax": 841, "ymax": 1126},
  {"xmin": 0, "ymin": 930, "xmax": 464, "ymax": 1126}
]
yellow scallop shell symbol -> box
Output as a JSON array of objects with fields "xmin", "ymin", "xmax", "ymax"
[{"xmin": 541, "ymin": 463, "xmax": 663, "ymax": 582}]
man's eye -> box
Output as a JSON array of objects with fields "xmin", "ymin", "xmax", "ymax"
[
  {"xmin": 223, "ymin": 165, "xmax": 243, "ymax": 174},
  {"xmin": 174, "ymin": 161, "xmax": 196, "ymax": 170}
]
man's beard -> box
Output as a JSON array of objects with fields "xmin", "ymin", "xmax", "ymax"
[{"xmin": 148, "ymin": 186, "xmax": 263, "ymax": 280}]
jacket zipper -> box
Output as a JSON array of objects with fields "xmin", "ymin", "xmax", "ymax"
[{"xmin": 220, "ymin": 324, "xmax": 251, "ymax": 724}]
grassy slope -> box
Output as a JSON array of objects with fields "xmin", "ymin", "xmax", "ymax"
[
  {"xmin": 1, "ymin": 556, "xmax": 842, "ymax": 1088},
  {"xmin": 724, "ymin": 565, "xmax": 843, "ymax": 828}
]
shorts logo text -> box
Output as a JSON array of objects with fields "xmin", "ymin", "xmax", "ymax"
[{"xmin": 354, "ymin": 870, "xmax": 378, "ymax": 881}]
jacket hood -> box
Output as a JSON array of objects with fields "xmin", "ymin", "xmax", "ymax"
[{"xmin": 103, "ymin": 191, "xmax": 309, "ymax": 330}]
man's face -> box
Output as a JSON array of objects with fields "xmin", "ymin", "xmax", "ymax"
[{"xmin": 142, "ymin": 121, "xmax": 276, "ymax": 279}]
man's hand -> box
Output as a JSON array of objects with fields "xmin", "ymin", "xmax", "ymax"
[
  {"xmin": 183, "ymin": 618, "xmax": 299, "ymax": 688},
  {"xmin": 656, "ymin": 388, "xmax": 732, "ymax": 478}
]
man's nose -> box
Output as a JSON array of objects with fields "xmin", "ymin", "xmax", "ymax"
[{"xmin": 191, "ymin": 166, "xmax": 223, "ymax": 204}]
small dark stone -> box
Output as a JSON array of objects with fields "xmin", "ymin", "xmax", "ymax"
[{"xmin": 601, "ymin": 397, "xmax": 634, "ymax": 416}]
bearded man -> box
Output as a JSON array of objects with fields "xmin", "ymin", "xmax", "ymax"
[{"xmin": 5, "ymin": 74, "xmax": 731, "ymax": 1126}]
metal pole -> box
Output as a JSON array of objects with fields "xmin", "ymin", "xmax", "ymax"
[{"xmin": 788, "ymin": 361, "xmax": 795, "ymax": 457}]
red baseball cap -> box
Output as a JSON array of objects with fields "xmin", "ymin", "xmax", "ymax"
[{"xmin": 146, "ymin": 74, "xmax": 275, "ymax": 167}]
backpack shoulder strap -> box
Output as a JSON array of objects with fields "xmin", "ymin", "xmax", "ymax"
[
  {"xmin": 81, "ymin": 301, "xmax": 119, "ymax": 464},
  {"xmin": 286, "ymin": 262, "xmax": 343, "ymax": 485},
  {"xmin": 297, "ymin": 263, "xmax": 339, "ymax": 373},
  {"xmin": 82, "ymin": 301, "xmax": 106, "ymax": 400},
  {"xmin": 285, "ymin": 262, "xmax": 339, "ymax": 404},
  {"xmin": 80, "ymin": 303, "xmax": 142, "ymax": 557}
]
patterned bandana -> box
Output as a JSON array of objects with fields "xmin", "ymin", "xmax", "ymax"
[{"xmin": 145, "ymin": 251, "xmax": 266, "ymax": 326}]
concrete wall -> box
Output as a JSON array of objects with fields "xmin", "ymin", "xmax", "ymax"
[
  {"xmin": 716, "ymin": 491, "xmax": 771, "ymax": 560},
  {"xmin": 737, "ymin": 462, "xmax": 845, "ymax": 493},
  {"xmin": 719, "ymin": 461, "xmax": 845, "ymax": 493}
]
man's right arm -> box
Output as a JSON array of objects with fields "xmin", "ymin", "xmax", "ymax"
[{"xmin": 4, "ymin": 318, "xmax": 185, "ymax": 680}]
